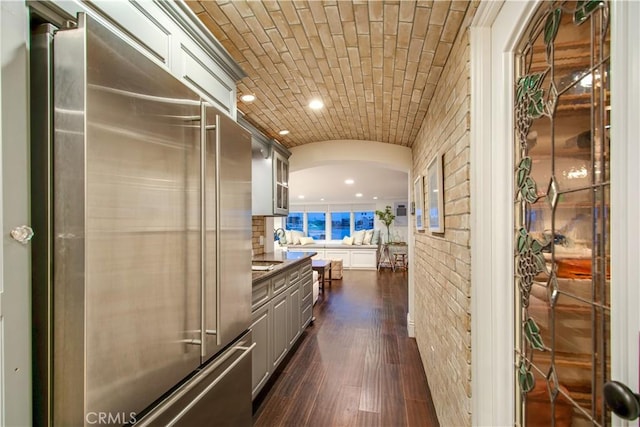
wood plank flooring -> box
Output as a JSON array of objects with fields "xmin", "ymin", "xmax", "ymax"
[{"xmin": 252, "ymin": 269, "xmax": 440, "ymax": 427}]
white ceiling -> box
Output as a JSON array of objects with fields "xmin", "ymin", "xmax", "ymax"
[{"xmin": 289, "ymin": 163, "xmax": 408, "ymax": 205}]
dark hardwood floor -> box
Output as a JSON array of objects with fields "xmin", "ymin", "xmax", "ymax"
[{"xmin": 252, "ymin": 269, "xmax": 440, "ymax": 427}]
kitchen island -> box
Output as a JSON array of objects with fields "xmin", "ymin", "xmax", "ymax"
[{"xmin": 250, "ymin": 251, "xmax": 315, "ymax": 400}]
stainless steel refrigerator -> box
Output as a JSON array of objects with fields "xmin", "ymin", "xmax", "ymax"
[{"xmin": 31, "ymin": 13, "xmax": 253, "ymax": 426}]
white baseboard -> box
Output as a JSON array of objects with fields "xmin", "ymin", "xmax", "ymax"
[{"xmin": 407, "ymin": 312, "xmax": 415, "ymax": 337}]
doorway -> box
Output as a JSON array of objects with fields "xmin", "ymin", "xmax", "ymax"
[{"xmin": 471, "ymin": 1, "xmax": 640, "ymax": 425}]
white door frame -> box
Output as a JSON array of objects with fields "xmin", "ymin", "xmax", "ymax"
[
  {"xmin": 1, "ymin": 1, "xmax": 33, "ymax": 425},
  {"xmin": 470, "ymin": 1, "xmax": 640, "ymax": 425}
]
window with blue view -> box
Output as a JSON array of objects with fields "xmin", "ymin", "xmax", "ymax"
[
  {"xmin": 306, "ymin": 212, "xmax": 326, "ymax": 239},
  {"xmin": 286, "ymin": 212, "xmax": 303, "ymax": 231},
  {"xmin": 331, "ymin": 212, "xmax": 351, "ymax": 239},
  {"xmin": 354, "ymin": 211, "xmax": 374, "ymax": 231}
]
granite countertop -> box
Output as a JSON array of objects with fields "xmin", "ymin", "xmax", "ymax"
[{"xmin": 252, "ymin": 250, "xmax": 316, "ymax": 284}]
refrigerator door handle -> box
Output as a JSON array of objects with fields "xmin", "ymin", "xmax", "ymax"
[
  {"xmin": 201, "ymin": 103, "xmax": 221, "ymax": 359},
  {"xmin": 214, "ymin": 111, "xmax": 222, "ymax": 347},
  {"xmin": 200, "ymin": 102, "xmax": 207, "ymax": 359}
]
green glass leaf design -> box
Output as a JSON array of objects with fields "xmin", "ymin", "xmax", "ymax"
[
  {"xmin": 516, "ymin": 75, "xmax": 540, "ymax": 102},
  {"xmin": 516, "ymin": 157, "xmax": 532, "ymax": 187},
  {"xmin": 524, "ymin": 318, "xmax": 545, "ymax": 350},
  {"xmin": 515, "ymin": 72, "xmax": 547, "ymax": 121},
  {"xmin": 528, "ymin": 90, "xmax": 545, "ymax": 119},
  {"xmin": 574, "ymin": 0, "xmax": 604, "ymax": 25},
  {"xmin": 533, "ymin": 253, "xmax": 547, "ymax": 274},
  {"xmin": 530, "ymin": 239, "xmax": 543, "ymax": 254},
  {"xmin": 521, "ymin": 177, "xmax": 539, "ymax": 203},
  {"xmin": 517, "ymin": 227, "xmax": 528, "ymax": 254},
  {"xmin": 518, "ymin": 361, "xmax": 535, "ymax": 393},
  {"xmin": 544, "ymin": 8, "xmax": 562, "ymax": 45},
  {"xmin": 515, "ymin": 229, "xmax": 547, "ymax": 306},
  {"xmin": 516, "ymin": 157, "xmax": 539, "ymax": 203}
]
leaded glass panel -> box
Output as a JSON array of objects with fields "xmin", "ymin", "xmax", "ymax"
[{"xmin": 514, "ymin": 1, "xmax": 610, "ymax": 425}]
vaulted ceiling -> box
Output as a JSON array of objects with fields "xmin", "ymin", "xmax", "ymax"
[{"xmin": 186, "ymin": 0, "xmax": 470, "ymax": 149}]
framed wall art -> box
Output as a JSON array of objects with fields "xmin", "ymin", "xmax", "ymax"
[
  {"xmin": 427, "ymin": 153, "xmax": 444, "ymax": 233},
  {"xmin": 413, "ymin": 175, "xmax": 424, "ymax": 231}
]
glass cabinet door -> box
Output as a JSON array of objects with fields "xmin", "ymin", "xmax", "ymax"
[{"xmin": 273, "ymin": 151, "xmax": 289, "ymax": 215}]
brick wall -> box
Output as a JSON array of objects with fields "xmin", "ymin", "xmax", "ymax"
[
  {"xmin": 252, "ymin": 216, "xmax": 265, "ymax": 256},
  {"xmin": 411, "ymin": 4, "xmax": 476, "ymax": 426}
]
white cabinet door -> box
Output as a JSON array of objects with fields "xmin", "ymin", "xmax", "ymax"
[
  {"xmin": 250, "ymin": 304, "xmax": 270, "ymax": 399},
  {"xmin": 271, "ymin": 292, "xmax": 288, "ymax": 369},
  {"xmin": 177, "ymin": 39, "xmax": 235, "ymax": 115},
  {"xmin": 350, "ymin": 250, "xmax": 377, "ymax": 269},
  {"xmin": 287, "ymin": 285, "xmax": 301, "ymax": 346},
  {"xmin": 91, "ymin": 1, "xmax": 173, "ymax": 65}
]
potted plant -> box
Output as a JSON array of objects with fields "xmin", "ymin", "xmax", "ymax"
[{"xmin": 375, "ymin": 205, "xmax": 396, "ymax": 244}]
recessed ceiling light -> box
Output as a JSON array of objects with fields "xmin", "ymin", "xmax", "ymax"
[
  {"xmin": 278, "ymin": 130, "xmax": 289, "ymax": 135},
  {"xmin": 344, "ymin": 179, "xmax": 354, "ymax": 185},
  {"xmin": 240, "ymin": 94, "xmax": 256, "ymax": 103},
  {"xmin": 309, "ymin": 99, "xmax": 324, "ymax": 110},
  {"xmin": 373, "ymin": 196, "xmax": 378, "ymax": 200},
  {"xmin": 320, "ymin": 198, "xmax": 325, "ymax": 201},
  {"xmin": 355, "ymin": 193, "xmax": 363, "ymax": 198},
  {"xmin": 298, "ymin": 195, "xmax": 305, "ymax": 199}
]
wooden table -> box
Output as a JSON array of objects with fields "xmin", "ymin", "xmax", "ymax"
[{"xmin": 312, "ymin": 259, "xmax": 332, "ymax": 290}]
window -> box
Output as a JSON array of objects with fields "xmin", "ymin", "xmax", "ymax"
[
  {"xmin": 331, "ymin": 212, "xmax": 351, "ymax": 239},
  {"xmin": 286, "ymin": 212, "xmax": 303, "ymax": 231},
  {"xmin": 306, "ymin": 212, "xmax": 326, "ymax": 239},
  {"xmin": 354, "ymin": 211, "xmax": 374, "ymax": 231}
]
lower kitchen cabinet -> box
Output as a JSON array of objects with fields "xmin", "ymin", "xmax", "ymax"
[
  {"xmin": 250, "ymin": 303, "xmax": 270, "ymax": 399},
  {"xmin": 250, "ymin": 258, "xmax": 313, "ymax": 400}
]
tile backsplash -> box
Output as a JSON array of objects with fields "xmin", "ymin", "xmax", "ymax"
[{"xmin": 252, "ymin": 216, "xmax": 265, "ymax": 256}]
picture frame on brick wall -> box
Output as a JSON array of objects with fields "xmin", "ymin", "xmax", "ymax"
[
  {"xmin": 427, "ymin": 153, "xmax": 444, "ymax": 233},
  {"xmin": 413, "ymin": 175, "xmax": 424, "ymax": 231}
]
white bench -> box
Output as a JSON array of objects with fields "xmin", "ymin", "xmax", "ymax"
[{"xmin": 285, "ymin": 241, "xmax": 379, "ymax": 270}]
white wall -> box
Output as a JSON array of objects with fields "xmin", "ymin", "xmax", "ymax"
[
  {"xmin": 288, "ymin": 139, "xmax": 412, "ymax": 243},
  {"xmin": 289, "ymin": 139, "xmax": 411, "ymax": 172}
]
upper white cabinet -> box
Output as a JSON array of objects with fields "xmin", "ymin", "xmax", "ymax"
[
  {"xmin": 33, "ymin": 0, "xmax": 244, "ymax": 117},
  {"xmin": 240, "ymin": 116, "xmax": 291, "ymax": 216}
]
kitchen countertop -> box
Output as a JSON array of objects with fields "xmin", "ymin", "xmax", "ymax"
[{"xmin": 252, "ymin": 250, "xmax": 316, "ymax": 284}]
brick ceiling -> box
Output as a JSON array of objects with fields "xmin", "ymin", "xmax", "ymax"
[{"xmin": 186, "ymin": 0, "xmax": 469, "ymax": 149}]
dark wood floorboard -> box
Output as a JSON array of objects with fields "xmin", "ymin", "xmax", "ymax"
[{"xmin": 253, "ymin": 269, "xmax": 440, "ymax": 427}]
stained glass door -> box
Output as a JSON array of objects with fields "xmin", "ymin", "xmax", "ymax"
[{"xmin": 513, "ymin": 1, "xmax": 611, "ymax": 425}]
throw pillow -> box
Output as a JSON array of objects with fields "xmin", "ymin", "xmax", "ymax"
[
  {"xmin": 299, "ymin": 236, "xmax": 315, "ymax": 245},
  {"xmin": 342, "ymin": 236, "xmax": 354, "ymax": 245},
  {"xmin": 291, "ymin": 230, "xmax": 305, "ymax": 245},
  {"xmin": 363, "ymin": 229, "xmax": 374, "ymax": 245},
  {"xmin": 353, "ymin": 230, "xmax": 366, "ymax": 245},
  {"xmin": 371, "ymin": 229, "xmax": 380, "ymax": 245}
]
